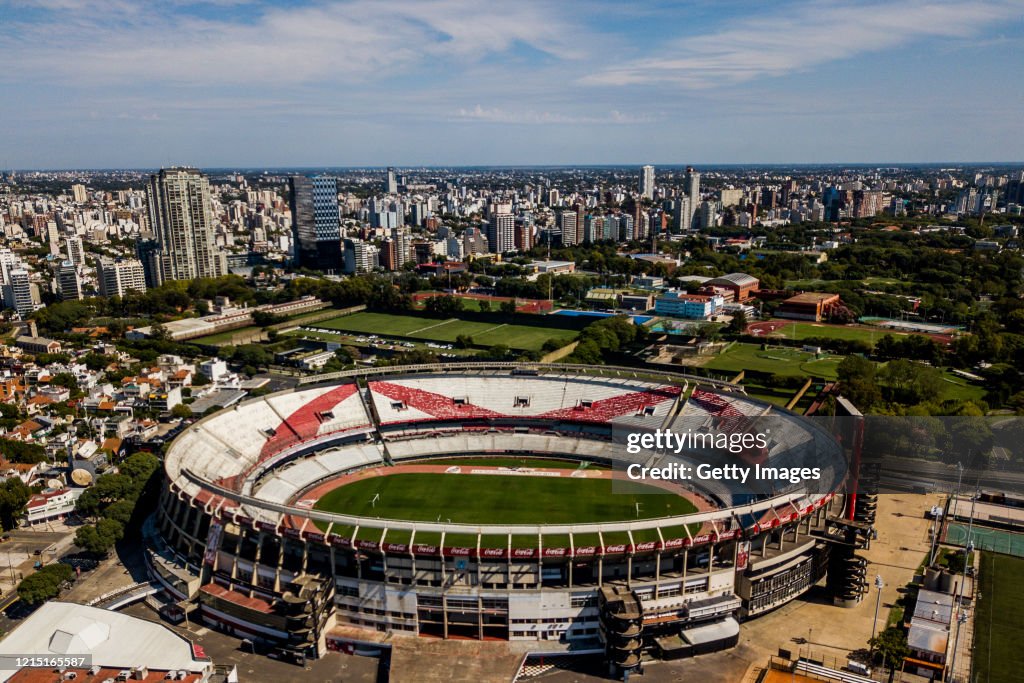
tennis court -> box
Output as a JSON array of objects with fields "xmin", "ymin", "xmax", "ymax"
[{"xmin": 944, "ymin": 522, "xmax": 1024, "ymax": 558}]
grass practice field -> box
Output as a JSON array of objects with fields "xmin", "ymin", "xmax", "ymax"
[
  {"xmin": 314, "ymin": 471, "xmax": 697, "ymax": 525},
  {"xmin": 308, "ymin": 311, "xmax": 576, "ymax": 351},
  {"xmin": 700, "ymin": 342, "xmax": 983, "ymax": 403},
  {"xmin": 975, "ymin": 552, "xmax": 1024, "ymax": 683},
  {"xmin": 702, "ymin": 343, "xmax": 843, "ymax": 379},
  {"xmin": 750, "ymin": 321, "xmax": 910, "ymax": 346}
]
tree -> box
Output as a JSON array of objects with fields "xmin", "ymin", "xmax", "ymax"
[
  {"xmin": 478, "ymin": 300, "xmax": 491, "ymax": 312},
  {"xmin": 149, "ymin": 322, "xmax": 171, "ymax": 342},
  {"xmin": 500, "ymin": 300, "xmax": 517, "ymax": 315},
  {"xmin": 74, "ymin": 518, "xmax": 124, "ymax": 556},
  {"xmin": 837, "ymin": 355, "xmax": 881, "ymax": 410},
  {"xmin": 0, "ymin": 478, "xmax": 30, "ymax": 530},
  {"xmin": 726, "ymin": 310, "xmax": 748, "ymax": 334},
  {"xmin": 118, "ymin": 452, "xmax": 160, "ymax": 484},
  {"xmin": 424, "ymin": 295, "xmax": 464, "ymax": 317},
  {"xmin": 455, "ymin": 334, "xmax": 475, "ymax": 349},
  {"xmin": 0, "ymin": 439, "xmax": 48, "ymax": 464},
  {"xmin": 869, "ymin": 627, "xmax": 909, "ymax": 681},
  {"xmin": 171, "ymin": 404, "xmax": 193, "ymax": 419},
  {"xmin": 17, "ymin": 563, "xmax": 74, "ymax": 604},
  {"xmin": 233, "ymin": 344, "xmax": 272, "ymax": 369}
]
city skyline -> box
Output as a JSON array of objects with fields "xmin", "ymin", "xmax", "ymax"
[{"xmin": 3, "ymin": 0, "xmax": 1024, "ymax": 169}]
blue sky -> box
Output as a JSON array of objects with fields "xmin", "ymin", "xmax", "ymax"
[{"xmin": 2, "ymin": 0, "xmax": 1023, "ymax": 168}]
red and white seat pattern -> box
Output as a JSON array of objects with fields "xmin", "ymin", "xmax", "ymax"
[
  {"xmin": 260, "ymin": 384, "xmax": 369, "ymax": 459},
  {"xmin": 369, "ymin": 376, "xmax": 681, "ymax": 425}
]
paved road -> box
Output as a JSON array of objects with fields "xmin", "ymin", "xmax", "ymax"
[{"xmin": 119, "ymin": 603, "xmax": 380, "ymax": 683}]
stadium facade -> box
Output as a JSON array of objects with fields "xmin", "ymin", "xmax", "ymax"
[{"xmin": 148, "ymin": 364, "xmax": 862, "ymax": 670}]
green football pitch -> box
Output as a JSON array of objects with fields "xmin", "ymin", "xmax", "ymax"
[
  {"xmin": 314, "ymin": 471, "xmax": 698, "ymax": 525},
  {"xmin": 975, "ymin": 552, "xmax": 1024, "ymax": 683},
  {"xmin": 307, "ymin": 311, "xmax": 576, "ymax": 351}
]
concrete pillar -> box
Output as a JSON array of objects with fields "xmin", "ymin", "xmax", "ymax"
[{"xmin": 250, "ymin": 532, "xmax": 263, "ymax": 588}]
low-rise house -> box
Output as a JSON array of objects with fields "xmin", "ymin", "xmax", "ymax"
[
  {"xmin": 23, "ymin": 487, "xmax": 81, "ymax": 526},
  {"xmin": 14, "ymin": 336, "xmax": 61, "ymax": 354}
]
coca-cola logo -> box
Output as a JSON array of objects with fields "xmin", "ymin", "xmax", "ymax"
[
  {"xmin": 329, "ymin": 534, "xmax": 351, "ymax": 547},
  {"xmin": 662, "ymin": 538, "xmax": 684, "ymax": 549},
  {"xmin": 283, "ymin": 528, "xmax": 300, "ymax": 538},
  {"xmin": 574, "ymin": 546, "xmax": 596, "ymax": 556},
  {"xmin": 356, "ymin": 540, "xmax": 379, "ymax": 550},
  {"xmin": 382, "ymin": 543, "xmax": 408, "ymax": 553},
  {"xmin": 603, "ymin": 544, "xmax": 627, "ymax": 553},
  {"xmin": 481, "ymin": 548, "xmax": 506, "ymax": 558},
  {"xmin": 446, "ymin": 547, "xmax": 471, "ymax": 556},
  {"xmin": 412, "ymin": 544, "xmax": 438, "ymax": 554},
  {"xmin": 257, "ymin": 522, "xmax": 277, "ymax": 532},
  {"xmin": 543, "ymin": 547, "xmax": 567, "ymax": 557},
  {"xmin": 305, "ymin": 532, "xmax": 325, "ymax": 544},
  {"xmin": 511, "ymin": 548, "xmax": 535, "ymax": 558},
  {"xmin": 692, "ymin": 534, "xmax": 711, "ymax": 544},
  {"xmin": 634, "ymin": 541, "xmax": 658, "ymax": 551}
]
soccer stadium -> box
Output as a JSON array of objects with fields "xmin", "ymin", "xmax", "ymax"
[{"xmin": 148, "ymin": 363, "xmax": 864, "ymax": 673}]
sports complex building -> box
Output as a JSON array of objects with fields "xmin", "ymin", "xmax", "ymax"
[{"xmin": 148, "ymin": 363, "xmax": 871, "ymax": 673}]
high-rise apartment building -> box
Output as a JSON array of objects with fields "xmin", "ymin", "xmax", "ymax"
[
  {"xmin": 71, "ymin": 184, "xmax": 88, "ymax": 203},
  {"xmin": 343, "ymin": 239, "xmax": 379, "ymax": 274},
  {"xmin": 57, "ymin": 260, "xmax": 82, "ymax": 301},
  {"xmin": 515, "ymin": 215, "xmax": 534, "ymax": 251},
  {"xmin": 46, "ymin": 221, "xmax": 61, "ymax": 256},
  {"xmin": 289, "ymin": 175, "xmax": 342, "ymax": 272},
  {"xmin": 386, "ymin": 168, "xmax": 398, "ymax": 194},
  {"xmin": 390, "ymin": 227, "xmax": 411, "ymax": 269},
  {"xmin": 486, "ymin": 213, "xmax": 515, "ymax": 254},
  {"xmin": 685, "ymin": 166, "xmax": 701, "ymax": 230},
  {"xmin": 144, "ymin": 168, "xmax": 226, "ymax": 285},
  {"xmin": 672, "ymin": 196, "xmax": 692, "ymax": 234},
  {"xmin": 640, "ymin": 165, "xmax": 655, "ymax": 200},
  {"xmin": 5, "ymin": 268, "xmax": 35, "ymax": 317},
  {"xmin": 720, "ymin": 189, "xmax": 743, "ymax": 208},
  {"xmin": 853, "ymin": 190, "xmax": 884, "ymax": 218},
  {"xmin": 97, "ymin": 259, "xmax": 147, "ymax": 298},
  {"xmin": 65, "ymin": 235, "xmax": 86, "ymax": 267},
  {"xmin": 557, "ymin": 210, "xmax": 578, "ymax": 246}
]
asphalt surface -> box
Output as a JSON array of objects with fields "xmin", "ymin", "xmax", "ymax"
[{"xmin": 120, "ymin": 603, "xmax": 381, "ymax": 683}]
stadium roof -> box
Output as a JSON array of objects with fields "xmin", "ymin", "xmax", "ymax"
[
  {"xmin": 0, "ymin": 602, "xmax": 209, "ymax": 681},
  {"xmin": 707, "ymin": 272, "xmax": 759, "ymax": 288}
]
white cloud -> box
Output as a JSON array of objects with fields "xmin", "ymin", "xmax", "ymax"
[
  {"xmin": 580, "ymin": 1, "xmax": 1023, "ymax": 88},
  {"xmin": 1, "ymin": 0, "xmax": 582, "ymax": 87},
  {"xmin": 453, "ymin": 104, "xmax": 655, "ymax": 125}
]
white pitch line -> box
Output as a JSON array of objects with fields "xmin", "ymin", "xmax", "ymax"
[
  {"xmin": 408, "ymin": 318, "xmax": 459, "ymax": 335},
  {"xmin": 475, "ymin": 323, "xmax": 508, "ymax": 337}
]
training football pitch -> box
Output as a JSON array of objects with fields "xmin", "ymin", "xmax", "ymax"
[
  {"xmin": 974, "ymin": 552, "xmax": 1024, "ymax": 683},
  {"xmin": 702, "ymin": 342, "xmax": 843, "ymax": 379},
  {"xmin": 305, "ymin": 311, "xmax": 576, "ymax": 351},
  {"xmin": 314, "ymin": 471, "xmax": 698, "ymax": 525}
]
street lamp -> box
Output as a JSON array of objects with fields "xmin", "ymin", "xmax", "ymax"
[{"xmin": 871, "ymin": 575, "xmax": 885, "ymax": 645}]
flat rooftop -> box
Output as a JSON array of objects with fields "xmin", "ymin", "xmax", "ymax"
[{"xmin": 784, "ymin": 292, "xmax": 839, "ymax": 304}]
